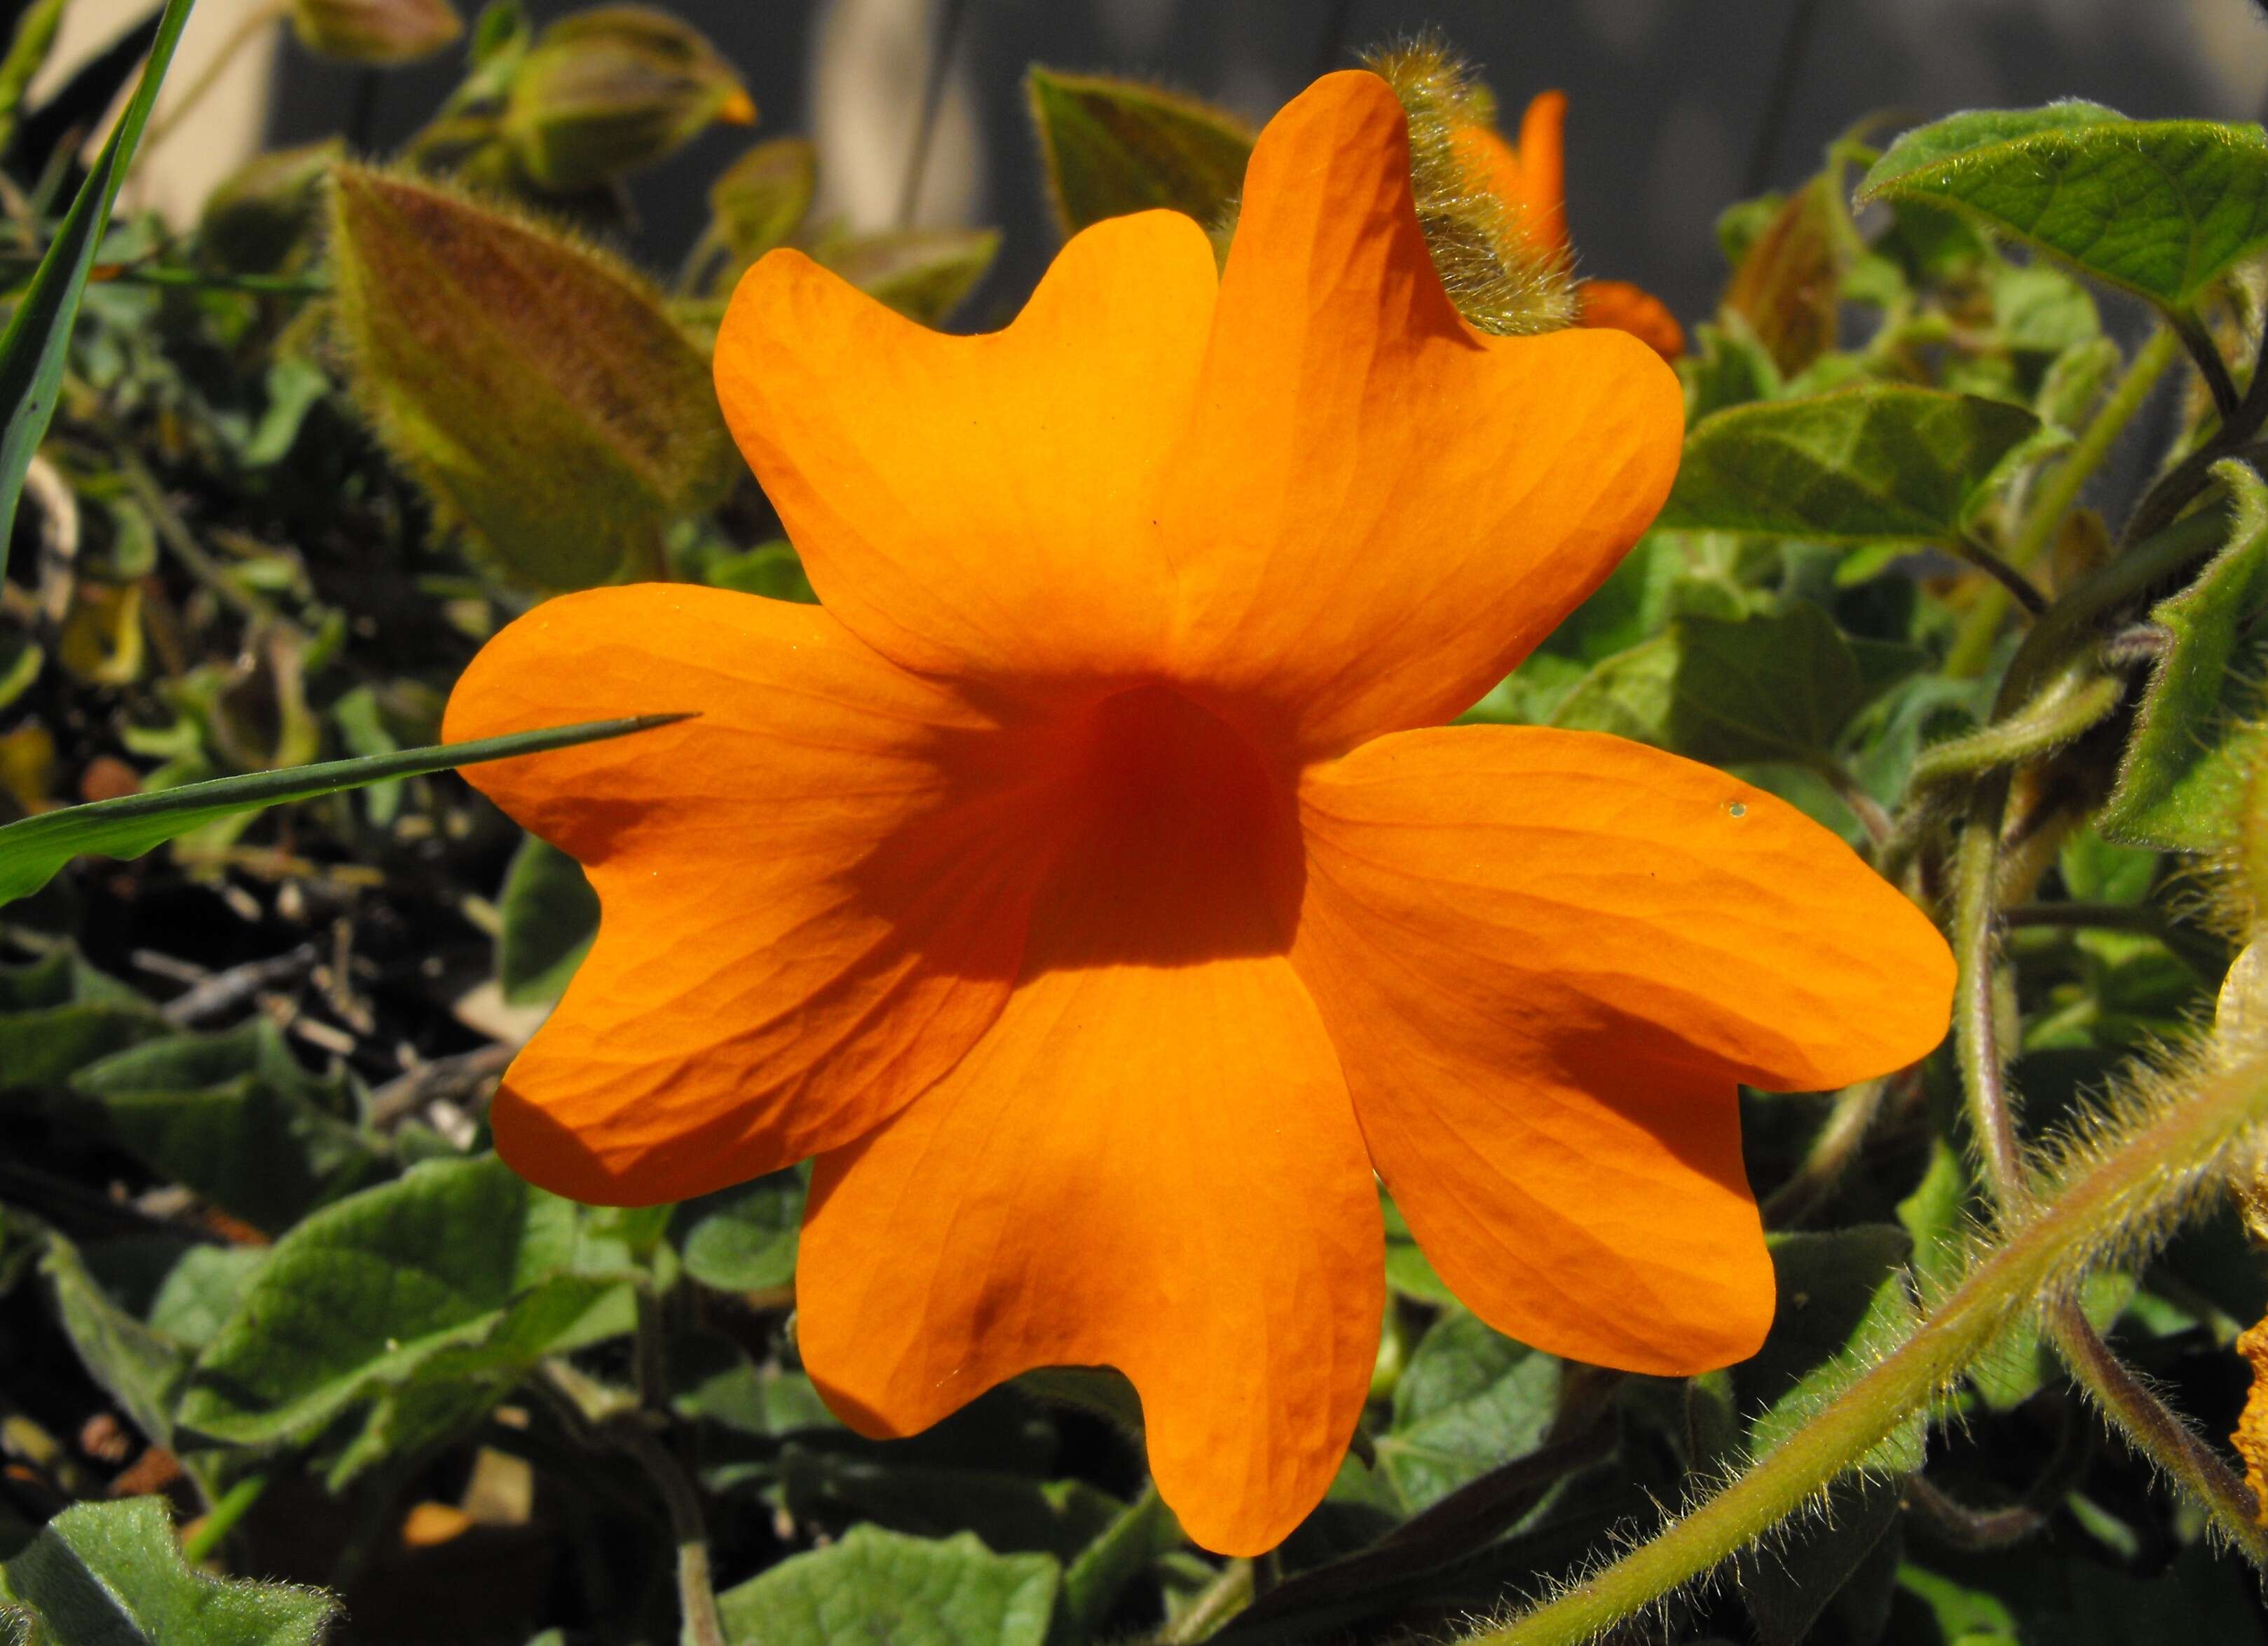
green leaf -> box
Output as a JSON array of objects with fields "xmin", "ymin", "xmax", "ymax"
[
  {"xmin": 1740, "ymin": 1225, "xmax": 1922, "ymax": 1471},
  {"xmin": 1378, "ymin": 1310, "xmax": 1559, "ymax": 1511},
  {"xmin": 41, "ymin": 1231, "xmax": 193, "ymax": 1450},
  {"xmin": 1994, "ymin": 264, "xmax": 2099, "ymax": 356},
  {"xmin": 1657, "ymin": 386, "xmax": 2047, "ymax": 545},
  {"xmin": 0, "ymin": 948, "xmax": 165, "ymax": 1092},
  {"xmin": 1380, "ymin": 1190, "xmax": 1456, "ymax": 1307},
  {"xmin": 1857, "ymin": 103, "xmax": 2268, "ymax": 308},
  {"xmin": 715, "ymin": 1525, "xmax": 1059, "ymax": 1646},
  {"xmin": 177, "ymin": 1155, "xmax": 633, "ymax": 1454},
  {"xmin": 0, "ymin": 1497, "xmax": 334, "ymax": 1644},
  {"xmin": 2100, "ymin": 462, "xmax": 2268, "ymax": 850},
  {"xmin": 1061, "ymin": 1488, "xmax": 1180, "ymax": 1640},
  {"xmin": 816, "ymin": 228, "xmax": 999, "ymax": 327},
  {"xmin": 0, "ymin": 714, "xmax": 678, "ymax": 906},
  {"xmin": 0, "ymin": 0, "xmax": 196, "ymax": 583},
  {"xmin": 1667, "ymin": 600, "xmax": 1868, "ymax": 765},
  {"xmin": 1024, "ymin": 67, "xmax": 1253, "ymax": 236},
  {"xmin": 671, "ymin": 1169, "xmax": 802, "ymax": 1293},
  {"xmin": 72, "ymin": 1019, "xmax": 386, "ymax": 1234},
  {"xmin": 495, "ymin": 833, "xmax": 597, "ymax": 1005}
]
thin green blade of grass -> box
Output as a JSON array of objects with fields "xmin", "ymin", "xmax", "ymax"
[
  {"xmin": 0, "ymin": 713, "xmax": 685, "ymax": 904},
  {"xmin": 0, "ymin": 0, "xmax": 197, "ymax": 579}
]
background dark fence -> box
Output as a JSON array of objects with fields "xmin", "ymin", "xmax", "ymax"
[{"xmin": 271, "ymin": 0, "xmax": 2268, "ymax": 325}]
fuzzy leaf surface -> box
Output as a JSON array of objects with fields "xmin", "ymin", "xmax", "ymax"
[
  {"xmin": 1656, "ymin": 386, "xmax": 2046, "ymax": 544},
  {"xmin": 1858, "ymin": 104, "xmax": 2268, "ymax": 307}
]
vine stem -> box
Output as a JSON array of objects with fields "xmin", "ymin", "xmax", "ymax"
[
  {"xmin": 1951, "ymin": 775, "xmax": 2028, "ymax": 1204},
  {"xmin": 1161, "ymin": 1558, "xmax": 1253, "ymax": 1644},
  {"xmin": 1948, "ymin": 323, "xmax": 2182, "ymax": 677},
  {"xmin": 1953, "ymin": 787, "xmax": 2268, "ymax": 1556},
  {"xmin": 1468, "ymin": 1045, "xmax": 2268, "ymax": 1646}
]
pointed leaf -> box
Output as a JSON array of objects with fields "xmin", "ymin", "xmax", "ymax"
[
  {"xmin": 1857, "ymin": 103, "xmax": 2268, "ymax": 309},
  {"xmin": 2101, "ymin": 462, "xmax": 2268, "ymax": 850},
  {"xmin": 1025, "ymin": 67, "xmax": 1253, "ymax": 236},
  {"xmin": 0, "ymin": 714, "xmax": 678, "ymax": 906},
  {"xmin": 177, "ymin": 1154, "xmax": 634, "ymax": 1449},
  {"xmin": 1378, "ymin": 1310, "xmax": 1559, "ymax": 1512},
  {"xmin": 1722, "ymin": 173, "xmax": 1844, "ymax": 376},
  {"xmin": 0, "ymin": 0, "xmax": 196, "ymax": 583},
  {"xmin": 1657, "ymin": 386, "xmax": 2047, "ymax": 543}
]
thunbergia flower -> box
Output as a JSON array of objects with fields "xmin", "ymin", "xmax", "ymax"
[
  {"xmin": 1455, "ymin": 88, "xmax": 1690, "ymax": 359},
  {"xmin": 444, "ymin": 71, "xmax": 1953, "ymax": 1553}
]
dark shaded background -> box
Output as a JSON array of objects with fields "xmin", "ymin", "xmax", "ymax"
[{"xmin": 270, "ymin": 0, "xmax": 2268, "ymax": 328}]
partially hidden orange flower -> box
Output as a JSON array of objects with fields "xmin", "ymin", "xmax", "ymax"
[
  {"xmin": 444, "ymin": 72, "xmax": 1953, "ymax": 1553},
  {"xmin": 1454, "ymin": 88, "xmax": 1688, "ymax": 360}
]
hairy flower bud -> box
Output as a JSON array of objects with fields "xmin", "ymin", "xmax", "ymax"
[
  {"xmin": 291, "ymin": 0, "xmax": 462, "ymax": 64},
  {"xmin": 500, "ymin": 5, "xmax": 754, "ymax": 193},
  {"xmin": 327, "ymin": 164, "xmax": 736, "ymax": 589}
]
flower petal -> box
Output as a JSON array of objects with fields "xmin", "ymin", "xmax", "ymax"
[
  {"xmin": 796, "ymin": 726, "xmax": 1381, "ymax": 1554},
  {"xmin": 715, "ymin": 210, "xmax": 1218, "ymax": 690},
  {"xmin": 1451, "ymin": 92, "xmax": 1569, "ymax": 258},
  {"xmin": 1578, "ymin": 278, "xmax": 1687, "ymax": 361},
  {"xmin": 1290, "ymin": 725, "xmax": 1955, "ymax": 1371},
  {"xmin": 1161, "ymin": 72, "xmax": 1683, "ymax": 759},
  {"xmin": 442, "ymin": 585, "xmax": 1067, "ymax": 1204}
]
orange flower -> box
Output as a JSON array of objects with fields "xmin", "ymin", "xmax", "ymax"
[
  {"xmin": 444, "ymin": 72, "xmax": 1953, "ymax": 1553},
  {"xmin": 1454, "ymin": 88, "xmax": 1688, "ymax": 359}
]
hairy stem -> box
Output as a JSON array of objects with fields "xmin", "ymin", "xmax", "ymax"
[
  {"xmin": 1160, "ymin": 1558, "xmax": 1254, "ymax": 1644},
  {"xmin": 1952, "ymin": 777, "xmax": 2027, "ymax": 1205},
  {"xmin": 2044, "ymin": 1295, "xmax": 2268, "ymax": 1564},
  {"xmin": 1908, "ymin": 666, "xmax": 2122, "ymax": 789},
  {"xmin": 1468, "ymin": 1046, "xmax": 2268, "ymax": 1646}
]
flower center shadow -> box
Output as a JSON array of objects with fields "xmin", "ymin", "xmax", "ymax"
[{"xmin": 1018, "ymin": 683, "xmax": 1305, "ymax": 975}]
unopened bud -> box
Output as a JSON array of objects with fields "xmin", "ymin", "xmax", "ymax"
[
  {"xmin": 200, "ymin": 140, "xmax": 341, "ymax": 274},
  {"xmin": 709, "ymin": 137, "xmax": 814, "ymax": 269},
  {"xmin": 328, "ymin": 164, "xmax": 737, "ymax": 589},
  {"xmin": 501, "ymin": 5, "xmax": 753, "ymax": 193},
  {"xmin": 291, "ymin": 0, "xmax": 463, "ymax": 65}
]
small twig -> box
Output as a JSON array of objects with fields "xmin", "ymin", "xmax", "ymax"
[
  {"xmin": 1804, "ymin": 753, "xmax": 1894, "ymax": 849},
  {"xmin": 153, "ymin": 941, "xmax": 317, "ymax": 1025},
  {"xmin": 366, "ymin": 1043, "xmax": 512, "ymax": 1128}
]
